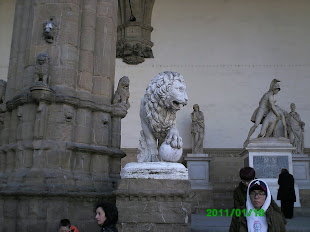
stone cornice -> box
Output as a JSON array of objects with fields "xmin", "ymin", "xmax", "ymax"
[
  {"xmin": 67, "ymin": 142, "xmax": 126, "ymax": 158},
  {"xmin": 0, "ymin": 190, "xmax": 114, "ymax": 199},
  {"xmin": 115, "ymin": 192, "xmax": 192, "ymax": 202},
  {"xmin": 0, "ymin": 141, "xmax": 126, "ymax": 158},
  {"xmin": 121, "ymin": 147, "xmax": 310, "ymax": 158},
  {"xmin": 5, "ymin": 89, "xmax": 127, "ymax": 118}
]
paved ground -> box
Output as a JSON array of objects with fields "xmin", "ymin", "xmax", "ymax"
[{"xmin": 191, "ymin": 214, "xmax": 310, "ymax": 232}]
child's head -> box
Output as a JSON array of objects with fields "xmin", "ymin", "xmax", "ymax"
[
  {"xmin": 58, "ymin": 219, "xmax": 71, "ymax": 232},
  {"xmin": 239, "ymin": 167, "xmax": 255, "ymax": 187}
]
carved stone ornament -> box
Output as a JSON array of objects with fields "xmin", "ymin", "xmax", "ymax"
[
  {"xmin": 112, "ymin": 76, "xmax": 130, "ymax": 110},
  {"xmin": 117, "ymin": 0, "xmax": 155, "ymax": 64},
  {"xmin": 34, "ymin": 53, "xmax": 50, "ymax": 85},
  {"xmin": 137, "ymin": 71, "xmax": 188, "ymax": 162},
  {"xmin": 30, "ymin": 84, "xmax": 55, "ymax": 103},
  {"xmin": 43, "ymin": 17, "xmax": 58, "ymax": 43}
]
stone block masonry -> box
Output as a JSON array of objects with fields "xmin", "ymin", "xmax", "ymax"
[{"xmin": 0, "ymin": 0, "xmax": 126, "ymax": 231}]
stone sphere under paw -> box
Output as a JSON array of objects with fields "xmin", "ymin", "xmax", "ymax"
[{"xmin": 159, "ymin": 143, "xmax": 183, "ymax": 162}]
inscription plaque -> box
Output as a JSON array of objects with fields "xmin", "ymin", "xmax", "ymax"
[{"xmin": 254, "ymin": 156, "xmax": 289, "ymax": 178}]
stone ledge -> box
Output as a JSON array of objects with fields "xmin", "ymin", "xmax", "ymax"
[
  {"xmin": 116, "ymin": 194, "xmax": 191, "ymax": 201},
  {"xmin": 67, "ymin": 142, "xmax": 126, "ymax": 157},
  {"xmin": 121, "ymin": 162, "xmax": 188, "ymax": 180},
  {"xmin": 244, "ymin": 137, "xmax": 295, "ymax": 151},
  {"xmin": 0, "ymin": 141, "xmax": 126, "ymax": 158},
  {"xmin": 5, "ymin": 89, "xmax": 127, "ymax": 117},
  {"xmin": 0, "ymin": 190, "xmax": 114, "ymax": 198}
]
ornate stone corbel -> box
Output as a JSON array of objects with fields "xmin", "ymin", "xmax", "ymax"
[{"xmin": 117, "ymin": 0, "xmax": 155, "ymax": 64}]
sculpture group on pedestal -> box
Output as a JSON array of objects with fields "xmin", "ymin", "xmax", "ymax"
[
  {"xmin": 244, "ymin": 79, "xmax": 305, "ymax": 154},
  {"xmin": 245, "ymin": 79, "xmax": 282, "ymax": 143},
  {"xmin": 137, "ymin": 71, "xmax": 188, "ymax": 162}
]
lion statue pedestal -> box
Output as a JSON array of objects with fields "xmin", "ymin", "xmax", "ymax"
[{"xmin": 116, "ymin": 162, "xmax": 191, "ymax": 232}]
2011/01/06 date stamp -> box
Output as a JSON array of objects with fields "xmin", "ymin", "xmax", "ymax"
[{"xmin": 206, "ymin": 209, "xmax": 264, "ymax": 217}]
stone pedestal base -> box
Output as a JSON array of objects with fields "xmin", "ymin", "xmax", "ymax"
[
  {"xmin": 293, "ymin": 154, "xmax": 310, "ymax": 189},
  {"xmin": 242, "ymin": 138, "xmax": 301, "ymax": 207},
  {"xmin": 184, "ymin": 153, "xmax": 212, "ymax": 189},
  {"xmin": 121, "ymin": 162, "xmax": 188, "ymax": 180},
  {"xmin": 116, "ymin": 162, "xmax": 191, "ymax": 232}
]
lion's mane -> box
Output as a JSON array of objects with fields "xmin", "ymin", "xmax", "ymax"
[{"xmin": 142, "ymin": 71, "xmax": 185, "ymax": 140}]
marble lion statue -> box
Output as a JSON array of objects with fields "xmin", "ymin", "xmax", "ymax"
[{"xmin": 137, "ymin": 71, "xmax": 188, "ymax": 162}]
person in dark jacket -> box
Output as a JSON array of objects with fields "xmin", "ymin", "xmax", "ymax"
[
  {"xmin": 58, "ymin": 219, "xmax": 79, "ymax": 232},
  {"xmin": 233, "ymin": 167, "xmax": 287, "ymax": 225},
  {"xmin": 94, "ymin": 201, "xmax": 119, "ymax": 232},
  {"xmin": 234, "ymin": 167, "xmax": 256, "ymax": 209},
  {"xmin": 230, "ymin": 179, "xmax": 286, "ymax": 232},
  {"xmin": 277, "ymin": 168, "xmax": 296, "ymax": 219}
]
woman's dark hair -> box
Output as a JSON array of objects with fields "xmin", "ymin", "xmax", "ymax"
[
  {"xmin": 59, "ymin": 219, "xmax": 71, "ymax": 228},
  {"xmin": 239, "ymin": 167, "xmax": 256, "ymax": 181},
  {"xmin": 94, "ymin": 201, "xmax": 118, "ymax": 227},
  {"xmin": 281, "ymin": 168, "xmax": 289, "ymax": 174}
]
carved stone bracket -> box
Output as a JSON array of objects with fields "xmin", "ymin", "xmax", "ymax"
[
  {"xmin": 117, "ymin": 0, "xmax": 155, "ymax": 64},
  {"xmin": 30, "ymin": 84, "xmax": 55, "ymax": 103}
]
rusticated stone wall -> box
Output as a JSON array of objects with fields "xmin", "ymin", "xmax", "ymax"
[
  {"xmin": 116, "ymin": 179, "xmax": 192, "ymax": 232},
  {"xmin": 0, "ymin": 0, "xmax": 125, "ymax": 231}
]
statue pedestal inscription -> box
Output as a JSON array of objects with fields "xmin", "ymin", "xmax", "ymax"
[
  {"xmin": 242, "ymin": 137, "xmax": 301, "ymax": 207},
  {"xmin": 116, "ymin": 162, "xmax": 191, "ymax": 232},
  {"xmin": 184, "ymin": 154, "xmax": 212, "ymax": 189}
]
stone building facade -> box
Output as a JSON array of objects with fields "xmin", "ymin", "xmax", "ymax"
[
  {"xmin": 0, "ymin": 0, "xmax": 126, "ymax": 231},
  {"xmin": 0, "ymin": 0, "xmax": 310, "ymax": 230}
]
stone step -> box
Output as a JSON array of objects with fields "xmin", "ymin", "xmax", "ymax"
[
  {"xmin": 191, "ymin": 214, "xmax": 310, "ymax": 232},
  {"xmin": 294, "ymin": 207, "xmax": 310, "ymax": 217}
]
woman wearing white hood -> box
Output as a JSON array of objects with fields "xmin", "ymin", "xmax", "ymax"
[{"xmin": 230, "ymin": 179, "xmax": 286, "ymax": 232}]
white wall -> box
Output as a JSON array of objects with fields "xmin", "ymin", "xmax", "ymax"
[
  {"xmin": 0, "ymin": 0, "xmax": 15, "ymax": 80},
  {"xmin": 115, "ymin": 0, "xmax": 310, "ymax": 149}
]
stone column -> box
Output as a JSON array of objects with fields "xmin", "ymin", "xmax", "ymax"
[{"xmin": 0, "ymin": 0, "xmax": 125, "ymax": 231}]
